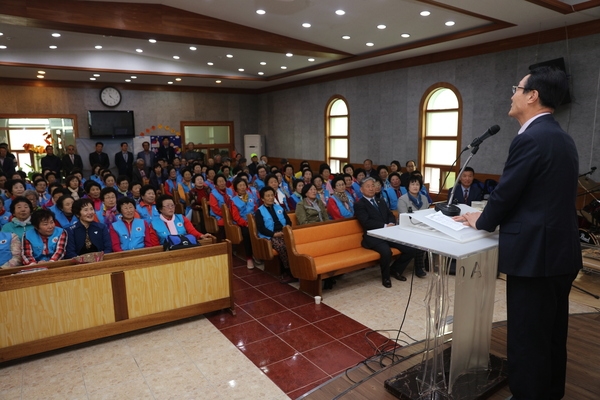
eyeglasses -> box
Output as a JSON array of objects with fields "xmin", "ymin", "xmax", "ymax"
[{"xmin": 512, "ymin": 85, "xmax": 526, "ymax": 94}]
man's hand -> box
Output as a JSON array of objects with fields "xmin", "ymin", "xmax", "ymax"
[{"xmin": 452, "ymin": 211, "xmax": 481, "ymax": 229}]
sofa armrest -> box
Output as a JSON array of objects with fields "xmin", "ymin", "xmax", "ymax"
[{"xmin": 283, "ymin": 225, "xmax": 317, "ymax": 280}]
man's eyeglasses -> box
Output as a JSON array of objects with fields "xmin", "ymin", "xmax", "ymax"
[{"xmin": 512, "ymin": 85, "xmax": 526, "ymax": 94}]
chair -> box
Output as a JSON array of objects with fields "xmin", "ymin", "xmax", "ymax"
[
  {"xmin": 201, "ymin": 197, "xmax": 219, "ymax": 235},
  {"xmin": 247, "ymin": 213, "xmax": 281, "ymax": 276},
  {"xmin": 221, "ymin": 203, "xmax": 243, "ymax": 245}
]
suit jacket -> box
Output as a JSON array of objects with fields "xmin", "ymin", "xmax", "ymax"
[
  {"xmin": 89, "ymin": 152, "xmax": 110, "ymax": 169},
  {"xmin": 157, "ymin": 145, "xmax": 175, "ymax": 163},
  {"xmin": 136, "ymin": 150, "xmax": 156, "ymax": 175},
  {"xmin": 0, "ymin": 157, "xmax": 15, "ymax": 176},
  {"xmin": 448, "ymin": 184, "xmax": 483, "ymax": 206},
  {"xmin": 65, "ymin": 221, "xmax": 113, "ymax": 258},
  {"xmin": 476, "ymin": 114, "xmax": 582, "ymax": 277},
  {"xmin": 62, "ymin": 154, "xmax": 83, "ymax": 175},
  {"xmin": 114, "ymin": 151, "xmax": 134, "ymax": 177},
  {"xmin": 41, "ymin": 155, "xmax": 62, "ymax": 174},
  {"xmin": 354, "ymin": 196, "xmax": 396, "ymax": 249}
]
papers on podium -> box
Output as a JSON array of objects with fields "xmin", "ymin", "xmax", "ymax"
[{"xmin": 399, "ymin": 204, "xmax": 495, "ymax": 243}]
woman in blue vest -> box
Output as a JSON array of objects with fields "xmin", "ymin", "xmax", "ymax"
[
  {"xmin": 381, "ymin": 172, "xmax": 406, "ymax": 211},
  {"xmin": 151, "ymin": 194, "xmax": 214, "ymax": 245},
  {"xmin": 230, "ymin": 177, "xmax": 258, "ymax": 269},
  {"xmin": 209, "ymin": 174, "xmax": 230, "ymax": 241},
  {"xmin": 0, "ymin": 197, "xmax": 11, "ymax": 228},
  {"xmin": 255, "ymin": 187, "xmax": 294, "ymax": 283},
  {"xmin": 96, "ymin": 187, "xmax": 118, "ymax": 226},
  {"xmin": 288, "ymin": 180, "xmax": 304, "ymax": 211},
  {"xmin": 1, "ymin": 196, "xmax": 34, "ymax": 240},
  {"xmin": 65, "ymin": 198, "xmax": 113, "ymax": 259},
  {"xmin": 22, "ymin": 209, "xmax": 67, "ymax": 265},
  {"xmin": 136, "ymin": 185, "xmax": 159, "ymax": 223},
  {"xmin": 327, "ymin": 175, "xmax": 354, "ymax": 220},
  {"xmin": 0, "ymin": 231, "xmax": 21, "ymax": 268},
  {"xmin": 109, "ymin": 197, "xmax": 160, "ymax": 252},
  {"xmin": 54, "ymin": 195, "xmax": 78, "ymax": 228}
]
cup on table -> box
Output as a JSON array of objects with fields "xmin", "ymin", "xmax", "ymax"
[{"xmin": 314, "ymin": 296, "xmax": 322, "ymax": 305}]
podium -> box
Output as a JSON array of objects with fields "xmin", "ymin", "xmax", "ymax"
[{"xmin": 368, "ymin": 205, "xmax": 507, "ymax": 399}]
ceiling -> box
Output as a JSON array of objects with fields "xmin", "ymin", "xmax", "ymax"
[{"xmin": 0, "ymin": 0, "xmax": 599, "ymax": 91}]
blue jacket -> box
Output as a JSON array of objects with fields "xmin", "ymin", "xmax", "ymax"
[{"xmin": 66, "ymin": 221, "xmax": 113, "ymax": 258}]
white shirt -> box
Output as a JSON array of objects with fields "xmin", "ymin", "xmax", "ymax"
[{"xmin": 518, "ymin": 112, "xmax": 551, "ymax": 135}]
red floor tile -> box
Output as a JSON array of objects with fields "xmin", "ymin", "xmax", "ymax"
[
  {"xmin": 257, "ymin": 310, "xmax": 310, "ymax": 335},
  {"xmin": 290, "ymin": 302, "xmax": 340, "ymax": 323},
  {"xmin": 232, "ymin": 266, "xmax": 265, "ymax": 278},
  {"xmin": 239, "ymin": 298, "xmax": 287, "ymax": 319},
  {"xmin": 220, "ymin": 320, "xmax": 274, "ymax": 347},
  {"xmin": 313, "ymin": 314, "xmax": 368, "ymax": 339},
  {"xmin": 272, "ymin": 290, "xmax": 315, "ymax": 309},
  {"xmin": 239, "ymin": 336, "xmax": 297, "ymax": 368},
  {"xmin": 302, "ymin": 341, "xmax": 365, "ymax": 376},
  {"xmin": 240, "ymin": 272, "xmax": 280, "ymax": 287},
  {"xmin": 232, "ymin": 277, "xmax": 252, "ymax": 292},
  {"xmin": 337, "ymin": 329, "xmax": 395, "ymax": 358},
  {"xmin": 261, "ymin": 354, "xmax": 328, "ymax": 394},
  {"xmin": 254, "ymin": 281, "xmax": 298, "ymax": 297},
  {"xmin": 285, "ymin": 377, "xmax": 330, "ymax": 399},
  {"xmin": 233, "ymin": 287, "xmax": 268, "ymax": 305},
  {"xmin": 205, "ymin": 308, "xmax": 253, "ymax": 330},
  {"xmin": 278, "ymin": 324, "xmax": 335, "ymax": 353}
]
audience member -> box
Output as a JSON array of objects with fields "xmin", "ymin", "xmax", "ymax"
[
  {"xmin": 295, "ymin": 183, "xmax": 328, "ymax": 225},
  {"xmin": 62, "ymin": 145, "xmax": 83, "ymax": 176},
  {"xmin": 89, "ymin": 142, "xmax": 110, "ymax": 170},
  {"xmin": 230, "ymin": 177, "xmax": 258, "ymax": 269},
  {"xmin": 109, "ymin": 197, "xmax": 159, "ymax": 252},
  {"xmin": 66, "ymin": 198, "xmax": 112, "ymax": 258},
  {"xmin": 0, "ymin": 231, "xmax": 20, "ymax": 268},
  {"xmin": 327, "ymin": 175, "xmax": 354, "ymax": 220},
  {"xmin": 151, "ymin": 194, "xmax": 213, "ymax": 245},
  {"xmin": 448, "ymin": 167, "xmax": 483, "ymax": 206},
  {"xmin": 22, "ymin": 209, "xmax": 67, "ymax": 265},
  {"xmin": 2, "ymin": 196, "xmax": 34, "ymax": 239}
]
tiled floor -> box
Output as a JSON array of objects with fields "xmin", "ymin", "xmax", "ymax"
[{"xmin": 0, "ymin": 256, "xmax": 597, "ymax": 400}]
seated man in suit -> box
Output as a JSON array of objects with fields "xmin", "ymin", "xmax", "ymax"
[
  {"xmin": 355, "ymin": 177, "xmax": 422, "ymax": 288},
  {"xmin": 448, "ymin": 166, "xmax": 483, "ymax": 206}
]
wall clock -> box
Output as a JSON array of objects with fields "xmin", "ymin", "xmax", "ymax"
[{"xmin": 100, "ymin": 86, "xmax": 122, "ymax": 107}]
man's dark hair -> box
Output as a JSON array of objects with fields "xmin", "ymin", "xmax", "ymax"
[
  {"xmin": 120, "ymin": 142, "xmax": 128, "ymax": 147},
  {"xmin": 31, "ymin": 209, "xmax": 55, "ymax": 229},
  {"xmin": 524, "ymin": 66, "xmax": 569, "ymax": 110},
  {"xmin": 95, "ymin": 142, "xmax": 104, "ymax": 147}
]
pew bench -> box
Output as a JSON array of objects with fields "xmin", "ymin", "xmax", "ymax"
[
  {"xmin": 283, "ymin": 218, "xmax": 400, "ymax": 297},
  {"xmin": 247, "ymin": 213, "xmax": 297, "ymax": 276}
]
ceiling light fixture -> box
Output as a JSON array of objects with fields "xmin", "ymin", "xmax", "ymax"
[
  {"xmin": 189, "ymin": 46, "xmax": 197, "ymax": 51},
  {"xmin": 377, "ymin": 25, "xmax": 386, "ymax": 29},
  {"xmin": 52, "ymin": 33, "xmax": 61, "ymax": 37},
  {"xmin": 90, "ymin": 77, "xmax": 96, "ymax": 81},
  {"xmin": 238, "ymin": 68, "xmax": 244, "ymax": 72},
  {"xmin": 125, "ymin": 79, "xmax": 131, "ymax": 82},
  {"xmin": 342, "ymin": 35, "xmax": 350, "ymax": 40},
  {"xmin": 0, "ymin": 45, "xmax": 7, "ymax": 50},
  {"xmin": 445, "ymin": 21, "xmax": 455, "ymax": 26},
  {"xmin": 176, "ymin": 78, "xmax": 182, "ymax": 81},
  {"xmin": 216, "ymin": 80, "xmax": 222, "ymax": 84},
  {"xmin": 366, "ymin": 42, "xmax": 374, "ymax": 47},
  {"xmin": 131, "ymin": 76, "xmax": 137, "ymax": 79},
  {"xmin": 420, "ymin": 11, "xmax": 431, "ymax": 16},
  {"xmin": 168, "ymin": 81, "xmax": 173, "ymax": 84},
  {"xmin": 308, "ymin": 58, "xmax": 315, "ymax": 62},
  {"xmin": 0, "ymin": 33, "xmax": 3, "ymax": 36},
  {"xmin": 256, "ymin": 9, "xmax": 266, "ymax": 15},
  {"xmin": 207, "ymin": 62, "xmax": 214, "ymax": 66},
  {"xmin": 258, "ymin": 72, "xmax": 264, "ymax": 75},
  {"xmin": 93, "ymin": 74, "xmax": 100, "ymax": 77},
  {"xmin": 226, "ymin": 54, "xmax": 233, "ymax": 58},
  {"xmin": 335, "ymin": 10, "xmax": 345, "ymax": 16},
  {"xmin": 49, "ymin": 45, "xmax": 57, "ymax": 49},
  {"xmin": 281, "ymin": 66, "xmax": 287, "ymax": 69},
  {"xmin": 149, "ymin": 39, "xmax": 157, "ymax": 43},
  {"xmin": 260, "ymin": 61, "xmax": 266, "ymax": 65},
  {"xmin": 37, "ymin": 71, "xmax": 45, "ymax": 74},
  {"xmin": 136, "ymin": 48, "xmax": 143, "ymax": 53},
  {"xmin": 95, "ymin": 45, "xmax": 102, "ymax": 49},
  {"xmin": 401, "ymin": 33, "xmax": 410, "ymax": 38},
  {"xmin": 37, "ymin": 75, "xmax": 44, "ymax": 79},
  {"xmin": 302, "ymin": 23, "xmax": 311, "ymax": 28},
  {"xmin": 286, "ymin": 53, "xmax": 293, "ymax": 57},
  {"xmin": 173, "ymin": 55, "xmax": 180, "ymax": 59}
]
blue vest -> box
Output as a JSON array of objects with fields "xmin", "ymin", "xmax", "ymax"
[
  {"xmin": 247, "ymin": 186, "xmax": 260, "ymax": 204},
  {"xmin": 209, "ymin": 191, "xmax": 226, "ymax": 221},
  {"xmin": 25, "ymin": 227, "xmax": 63, "ymax": 262},
  {"xmin": 0, "ymin": 212, "xmax": 11, "ymax": 227},
  {"xmin": 351, "ymin": 182, "xmax": 363, "ymax": 200},
  {"xmin": 112, "ymin": 218, "xmax": 145, "ymax": 251},
  {"xmin": 257, "ymin": 204, "xmax": 286, "ymax": 239},
  {"xmin": 136, "ymin": 203, "xmax": 159, "ymax": 223},
  {"xmin": 290, "ymin": 193, "xmax": 302, "ymax": 206},
  {"xmin": 254, "ymin": 178, "xmax": 265, "ymax": 190},
  {"xmin": 54, "ymin": 209, "xmax": 78, "ymax": 228},
  {"xmin": 331, "ymin": 195, "xmax": 354, "ymax": 218},
  {"xmin": 165, "ymin": 179, "xmax": 178, "ymax": 194},
  {"xmin": 151, "ymin": 214, "xmax": 186, "ymax": 244},
  {"xmin": 0, "ymin": 231, "xmax": 13, "ymax": 265},
  {"xmin": 231, "ymin": 196, "xmax": 255, "ymax": 223},
  {"xmin": 317, "ymin": 189, "xmax": 330, "ymax": 205}
]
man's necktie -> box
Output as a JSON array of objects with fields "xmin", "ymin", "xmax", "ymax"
[
  {"xmin": 464, "ymin": 189, "xmax": 469, "ymax": 200},
  {"xmin": 370, "ymin": 198, "xmax": 378, "ymax": 208}
]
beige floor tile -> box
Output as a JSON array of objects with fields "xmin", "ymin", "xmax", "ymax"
[
  {"xmin": 21, "ymin": 369, "xmax": 87, "ymax": 399},
  {"xmin": 212, "ymin": 371, "xmax": 289, "ymax": 400},
  {"xmin": 87, "ymin": 378, "xmax": 155, "ymax": 400},
  {"xmin": 0, "ymin": 363, "xmax": 24, "ymax": 392},
  {"xmin": 77, "ymin": 338, "xmax": 132, "ymax": 368},
  {"xmin": 21, "ymin": 350, "xmax": 82, "ymax": 381},
  {"xmin": 134, "ymin": 343, "xmax": 192, "ymax": 377},
  {"xmin": 83, "ymin": 356, "xmax": 145, "ymax": 393},
  {"xmin": 0, "ymin": 387, "xmax": 22, "ymax": 400},
  {"xmin": 144, "ymin": 362, "xmax": 216, "ymax": 399}
]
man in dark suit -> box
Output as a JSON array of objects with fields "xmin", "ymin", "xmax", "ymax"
[
  {"xmin": 136, "ymin": 141, "xmax": 156, "ymax": 175},
  {"xmin": 363, "ymin": 159, "xmax": 378, "ymax": 179},
  {"xmin": 89, "ymin": 142, "xmax": 110, "ymax": 170},
  {"xmin": 41, "ymin": 145, "xmax": 62, "ymax": 177},
  {"xmin": 156, "ymin": 137, "xmax": 175, "ymax": 164},
  {"xmin": 114, "ymin": 142, "xmax": 134, "ymax": 179},
  {"xmin": 62, "ymin": 144, "xmax": 83, "ymax": 176},
  {"xmin": 448, "ymin": 167, "xmax": 483, "ymax": 206},
  {"xmin": 456, "ymin": 67, "xmax": 581, "ymax": 400},
  {"xmin": 355, "ymin": 177, "xmax": 420, "ymax": 288},
  {"xmin": 0, "ymin": 146, "xmax": 16, "ymax": 176}
]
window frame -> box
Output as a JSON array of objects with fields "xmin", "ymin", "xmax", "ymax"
[{"xmin": 325, "ymin": 95, "xmax": 350, "ymax": 174}]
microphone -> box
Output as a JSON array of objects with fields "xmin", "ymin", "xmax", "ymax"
[{"xmin": 464, "ymin": 125, "xmax": 501, "ymax": 151}]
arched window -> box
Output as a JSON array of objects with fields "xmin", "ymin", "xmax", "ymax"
[
  {"xmin": 326, "ymin": 96, "xmax": 349, "ymax": 174},
  {"xmin": 419, "ymin": 84, "xmax": 462, "ymax": 193}
]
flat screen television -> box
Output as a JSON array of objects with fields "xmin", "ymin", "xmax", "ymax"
[{"xmin": 88, "ymin": 110, "xmax": 135, "ymax": 138}]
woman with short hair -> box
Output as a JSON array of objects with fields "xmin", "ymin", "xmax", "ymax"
[
  {"xmin": 327, "ymin": 175, "xmax": 354, "ymax": 220},
  {"xmin": 109, "ymin": 197, "xmax": 159, "ymax": 252},
  {"xmin": 295, "ymin": 183, "xmax": 329, "ymax": 225},
  {"xmin": 230, "ymin": 177, "xmax": 258, "ymax": 269},
  {"xmin": 151, "ymin": 194, "xmax": 213, "ymax": 245},
  {"xmin": 1, "ymin": 196, "xmax": 34, "ymax": 239},
  {"xmin": 65, "ymin": 198, "xmax": 113, "ymax": 258},
  {"xmin": 22, "ymin": 209, "xmax": 67, "ymax": 265}
]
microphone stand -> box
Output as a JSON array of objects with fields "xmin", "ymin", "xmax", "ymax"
[{"xmin": 435, "ymin": 145, "xmax": 480, "ymax": 217}]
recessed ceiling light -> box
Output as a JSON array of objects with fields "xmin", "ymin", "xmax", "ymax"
[
  {"xmin": 95, "ymin": 45, "xmax": 102, "ymax": 49},
  {"xmin": 173, "ymin": 55, "xmax": 180, "ymax": 59},
  {"xmin": 176, "ymin": 78, "xmax": 182, "ymax": 81},
  {"xmin": 366, "ymin": 42, "xmax": 374, "ymax": 47},
  {"xmin": 149, "ymin": 39, "xmax": 157, "ymax": 43},
  {"xmin": 49, "ymin": 45, "xmax": 57, "ymax": 49},
  {"xmin": 0, "ymin": 45, "xmax": 7, "ymax": 50},
  {"xmin": 136, "ymin": 48, "xmax": 143, "ymax": 53},
  {"xmin": 281, "ymin": 66, "xmax": 287, "ymax": 69},
  {"xmin": 131, "ymin": 76, "xmax": 137, "ymax": 79},
  {"xmin": 258, "ymin": 72, "xmax": 264, "ymax": 75},
  {"xmin": 445, "ymin": 21, "xmax": 455, "ymax": 26},
  {"xmin": 420, "ymin": 11, "xmax": 431, "ymax": 16},
  {"xmin": 286, "ymin": 53, "xmax": 293, "ymax": 57},
  {"xmin": 37, "ymin": 71, "xmax": 45, "ymax": 74},
  {"xmin": 207, "ymin": 62, "xmax": 214, "ymax": 66},
  {"xmin": 308, "ymin": 58, "xmax": 315, "ymax": 62},
  {"xmin": 226, "ymin": 54, "xmax": 233, "ymax": 58},
  {"xmin": 168, "ymin": 81, "xmax": 173, "ymax": 84},
  {"xmin": 238, "ymin": 68, "xmax": 244, "ymax": 72},
  {"xmin": 401, "ymin": 33, "xmax": 411, "ymax": 38},
  {"xmin": 125, "ymin": 79, "xmax": 131, "ymax": 82},
  {"xmin": 0, "ymin": 33, "xmax": 3, "ymax": 36},
  {"xmin": 302, "ymin": 23, "xmax": 311, "ymax": 28},
  {"xmin": 256, "ymin": 9, "xmax": 266, "ymax": 15},
  {"xmin": 189, "ymin": 46, "xmax": 197, "ymax": 51},
  {"xmin": 216, "ymin": 80, "xmax": 222, "ymax": 84},
  {"xmin": 52, "ymin": 33, "xmax": 61, "ymax": 37},
  {"xmin": 335, "ymin": 10, "xmax": 345, "ymax": 16},
  {"xmin": 37, "ymin": 75, "xmax": 44, "ymax": 79},
  {"xmin": 377, "ymin": 25, "xmax": 386, "ymax": 30},
  {"xmin": 342, "ymin": 35, "xmax": 350, "ymax": 40},
  {"xmin": 93, "ymin": 74, "xmax": 100, "ymax": 77},
  {"xmin": 90, "ymin": 77, "xmax": 96, "ymax": 81}
]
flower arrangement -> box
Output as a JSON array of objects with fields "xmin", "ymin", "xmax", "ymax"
[{"xmin": 23, "ymin": 143, "xmax": 47, "ymax": 154}]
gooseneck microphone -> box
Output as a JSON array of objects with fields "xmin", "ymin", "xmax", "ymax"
[{"xmin": 463, "ymin": 125, "xmax": 501, "ymax": 151}]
